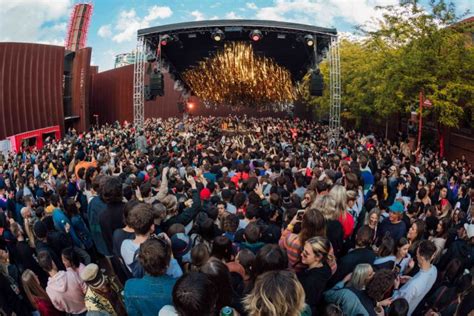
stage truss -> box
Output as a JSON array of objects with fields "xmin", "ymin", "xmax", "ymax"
[
  {"xmin": 133, "ymin": 36, "xmax": 146, "ymax": 127},
  {"xmin": 328, "ymin": 36, "xmax": 341, "ymax": 146},
  {"xmin": 132, "ymin": 30, "xmax": 341, "ymax": 139}
]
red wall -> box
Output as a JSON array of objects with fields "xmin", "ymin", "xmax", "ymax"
[{"xmin": 0, "ymin": 43, "xmax": 65, "ymax": 139}]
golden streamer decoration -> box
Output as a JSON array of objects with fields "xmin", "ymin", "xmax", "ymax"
[{"xmin": 182, "ymin": 42, "xmax": 295, "ymax": 111}]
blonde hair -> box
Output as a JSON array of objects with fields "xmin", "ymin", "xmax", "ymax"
[
  {"xmin": 21, "ymin": 269, "xmax": 51, "ymax": 309},
  {"xmin": 329, "ymin": 185, "xmax": 347, "ymax": 215},
  {"xmin": 311, "ymin": 195, "xmax": 338, "ymax": 220},
  {"xmin": 244, "ymin": 270, "xmax": 305, "ymax": 316},
  {"xmin": 346, "ymin": 190, "xmax": 357, "ymax": 201},
  {"xmin": 305, "ymin": 236, "xmax": 335, "ymax": 265},
  {"xmin": 348, "ymin": 263, "xmax": 373, "ymax": 290},
  {"xmin": 365, "ymin": 208, "xmax": 380, "ymax": 225}
]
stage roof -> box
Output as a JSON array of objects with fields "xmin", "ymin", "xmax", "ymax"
[{"xmin": 138, "ymin": 20, "xmax": 337, "ymax": 83}]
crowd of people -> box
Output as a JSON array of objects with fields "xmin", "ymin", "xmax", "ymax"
[{"xmin": 0, "ymin": 115, "xmax": 473, "ymax": 316}]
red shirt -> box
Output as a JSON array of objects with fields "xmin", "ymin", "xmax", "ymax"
[
  {"xmin": 35, "ymin": 297, "xmax": 64, "ymax": 316},
  {"xmin": 339, "ymin": 212, "xmax": 355, "ymax": 240}
]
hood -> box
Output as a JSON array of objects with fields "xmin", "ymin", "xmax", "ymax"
[{"xmin": 48, "ymin": 271, "xmax": 68, "ymax": 292}]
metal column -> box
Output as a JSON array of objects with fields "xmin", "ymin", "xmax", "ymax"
[
  {"xmin": 133, "ymin": 36, "xmax": 146, "ymax": 128},
  {"xmin": 328, "ymin": 36, "xmax": 341, "ymax": 147}
]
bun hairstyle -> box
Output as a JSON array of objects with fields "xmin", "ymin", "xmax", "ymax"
[{"xmin": 305, "ymin": 236, "xmax": 334, "ymax": 264}]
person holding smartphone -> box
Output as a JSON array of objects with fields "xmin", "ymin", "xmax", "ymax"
[{"xmin": 279, "ymin": 208, "xmax": 327, "ymax": 273}]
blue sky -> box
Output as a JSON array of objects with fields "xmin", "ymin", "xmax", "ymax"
[{"xmin": 0, "ymin": 0, "xmax": 472, "ymax": 71}]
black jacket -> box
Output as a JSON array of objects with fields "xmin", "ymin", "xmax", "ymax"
[
  {"xmin": 328, "ymin": 247, "xmax": 376, "ymax": 288},
  {"xmin": 297, "ymin": 263, "xmax": 332, "ymax": 315},
  {"xmin": 99, "ymin": 202, "xmax": 125, "ymax": 254}
]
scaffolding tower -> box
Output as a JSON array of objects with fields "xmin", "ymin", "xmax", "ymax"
[
  {"xmin": 328, "ymin": 36, "xmax": 341, "ymax": 148},
  {"xmin": 133, "ymin": 36, "xmax": 146, "ymax": 127}
]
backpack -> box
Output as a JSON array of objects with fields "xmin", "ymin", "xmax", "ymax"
[{"xmin": 128, "ymin": 247, "xmax": 144, "ymax": 278}]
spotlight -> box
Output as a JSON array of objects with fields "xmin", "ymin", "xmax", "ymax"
[
  {"xmin": 160, "ymin": 34, "xmax": 172, "ymax": 46},
  {"xmin": 304, "ymin": 34, "xmax": 315, "ymax": 46},
  {"xmin": 187, "ymin": 102, "xmax": 194, "ymax": 110},
  {"xmin": 211, "ymin": 29, "xmax": 225, "ymax": 42},
  {"xmin": 249, "ymin": 30, "xmax": 263, "ymax": 42}
]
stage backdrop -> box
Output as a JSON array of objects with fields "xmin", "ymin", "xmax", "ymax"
[{"xmin": 89, "ymin": 64, "xmax": 292, "ymax": 126}]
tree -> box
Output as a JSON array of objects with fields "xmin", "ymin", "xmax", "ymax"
[
  {"xmin": 364, "ymin": 0, "xmax": 474, "ymax": 155},
  {"xmin": 302, "ymin": 0, "xmax": 474, "ymax": 155}
]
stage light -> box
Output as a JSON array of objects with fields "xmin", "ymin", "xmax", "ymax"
[
  {"xmin": 211, "ymin": 29, "xmax": 225, "ymax": 42},
  {"xmin": 187, "ymin": 102, "xmax": 194, "ymax": 110},
  {"xmin": 160, "ymin": 34, "xmax": 172, "ymax": 46},
  {"xmin": 249, "ymin": 30, "xmax": 263, "ymax": 42},
  {"xmin": 304, "ymin": 34, "xmax": 314, "ymax": 46}
]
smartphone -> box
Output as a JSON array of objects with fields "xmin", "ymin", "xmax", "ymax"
[{"xmin": 296, "ymin": 209, "xmax": 305, "ymax": 221}]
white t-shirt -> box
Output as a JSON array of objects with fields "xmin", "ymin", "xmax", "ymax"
[
  {"xmin": 392, "ymin": 265, "xmax": 437, "ymax": 316},
  {"xmin": 120, "ymin": 239, "xmax": 139, "ymax": 271}
]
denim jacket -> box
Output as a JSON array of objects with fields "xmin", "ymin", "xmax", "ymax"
[
  {"xmin": 124, "ymin": 275, "xmax": 177, "ymax": 316},
  {"xmin": 324, "ymin": 281, "xmax": 370, "ymax": 316}
]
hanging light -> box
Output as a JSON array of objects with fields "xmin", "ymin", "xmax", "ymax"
[
  {"xmin": 160, "ymin": 34, "xmax": 172, "ymax": 46},
  {"xmin": 211, "ymin": 29, "xmax": 225, "ymax": 42},
  {"xmin": 249, "ymin": 30, "xmax": 263, "ymax": 42},
  {"xmin": 304, "ymin": 34, "xmax": 314, "ymax": 46}
]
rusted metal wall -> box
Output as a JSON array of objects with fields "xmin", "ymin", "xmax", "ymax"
[
  {"xmin": 90, "ymin": 64, "xmax": 134, "ymax": 125},
  {"xmin": 70, "ymin": 47, "xmax": 91, "ymax": 132},
  {"xmin": 0, "ymin": 43, "xmax": 65, "ymax": 139}
]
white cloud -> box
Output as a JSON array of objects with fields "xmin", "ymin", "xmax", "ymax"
[
  {"xmin": 210, "ymin": 15, "xmax": 220, "ymax": 20},
  {"xmin": 111, "ymin": 6, "xmax": 173, "ymax": 43},
  {"xmin": 98, "ymin": 25, "xmax": 112, "ymax": 38},
  {"xmin": 144, "ymin": 5, "xmax": 173, "ymax": 22},
  {"xmin": 255, "ymin": 0, "xmax": 398, "ymax": 28},
  {"xmin": 226, "ymin": 11, "xmax": 243, "ymax": 19},
  {"xmin": 191, "ymin": 10, "xmax": 205, "ymax": 21},
  {"xmin": 38, "ymin": 38, "xmax": 65, "ymax": 46},
  {"xmin": 0, "ymin": 0, "xmax": 71, "ymax": 43},
  {"xmin": 246, "ymin": 2, "xmax": 258, "ymax": 10}
]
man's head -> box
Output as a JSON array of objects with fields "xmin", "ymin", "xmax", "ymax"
[
  {"xmin": 138, "ymin": 238, "xmax": 171, "ymax": 277},
  {"xmin": 172, "ymin": 272, "xmax": 218, "ymax": 316},
  {"xmin": 355, "ymin": 225, "xmax": 374, "ymax": 248},
  {"xmin": 127, "ymin": 203, "xmax": 155, "ymax": 236},
  {"xmin": 416, "ymin": 240, "xmax": 437, "ymax": 265},
  {"xmin": 244, "ymin": 223, "xmax": 261, "ymax": 243}
]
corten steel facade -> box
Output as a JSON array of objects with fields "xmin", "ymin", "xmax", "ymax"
[
  {"xmin": 90, "ymin": 64, "xmax": 134, "ymax": 125},
  {"xmin": 0, "ymin": 43, "xmax": 65, "ymax": 140},
  {"xmin": 70, "ymin": 47, "xmax": 92, "ymax": 132}
]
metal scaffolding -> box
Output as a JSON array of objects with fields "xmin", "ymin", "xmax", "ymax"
[
  {"xmin": 133, "ymin": 36, "xmax": 146, "ymax": 127},
  {"xmin": 328, "ymin": 36, "xmax": 341, "ymax": 147}
]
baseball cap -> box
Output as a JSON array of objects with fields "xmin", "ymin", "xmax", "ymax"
[
  {"xmin": 171, "ymin": 233, "xmax": 191, "ymax": 258},
  {"xmin": 200, "ymin": 188, "xmax": 211, "ymax": 200}
]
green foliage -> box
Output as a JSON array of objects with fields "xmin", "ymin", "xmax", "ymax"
[{"xmin": 301, "ymin": 0, "xmax": 474, "ymax": 129}]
